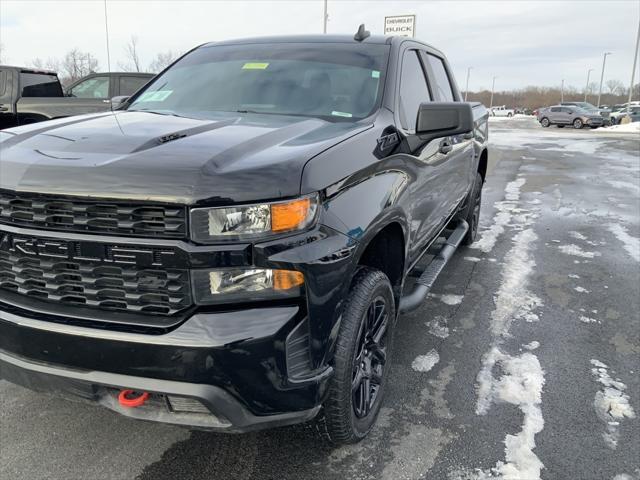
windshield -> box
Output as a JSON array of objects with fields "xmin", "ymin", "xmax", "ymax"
[{"xmin": 129, "ymin": 43, "xmax": 390, "ymax": 122}]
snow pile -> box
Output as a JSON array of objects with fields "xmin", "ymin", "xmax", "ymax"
[
  {"xmin": 608, "ymin": 223, "xmax": 640, "ymax": 262},
  {"xmin": 411, "ymin": 350, "xmax": 440, "ymax": 372},
  {"xmin": 523, "ymin": 341, "xmax": 540, "ymax": 350},
  {"xmin": 596, "ymin": 122, "xmax": 640, "ymax": 133},
  {"xmin": 590, "ymin": 359, "xmax": 636, "ymax": 449}
]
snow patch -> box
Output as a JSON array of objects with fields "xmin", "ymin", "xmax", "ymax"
[
  {"xmin": 490, "ymin": 229, "xmax": 542, "ymax": 336},
  {"xmin": 590, "ymin": 359, "xmax": 636, "ymax": 449},
  {"xmin": 568, "ymin": 274, "xmax": 580, "ymax": 279},
  {"xmin": 430, "ymin": 293, "xmax": 464, "ymax": 306},
  {"xmin": 558, "ymin": 244, "xmax": 601, "ymax": 259},
  {"xmin": 412, "ymin": 350, "xmax": 440, "ymax": 372},
  {"xmin": 427, "ymin": 316, "xmax": 450, "ymax": 339},
  {"xmin": 475, "ymin": 348, "xmax": 545, "ymax": 479},
  {"xmin": 569, "ymin": 231, "xmax": 587, "ymax": 241},
  {"xmin": 579, "ymin": 316, "xmax": 599, "ymax": 324},
  {"xmin": 472, "ymin": 178, "xmax": 526, "ymax": 253},
  {"xmin": 608, "ymin": 223, "xmax": 640, "ymax": 262},
  {"xmin": 574, "ymin": 286, "xmax": 589, "ymax": 293},
  {"xmin": 464, "ymin": 256, "xmax": 482, "ymax": 262},
  {"xmin": 523, "ymin": 341, "xmax": 540, "ymax": 350},
  {"xmin": 607, "ymin": 180, "xmax": 640, "ymax": 194}
]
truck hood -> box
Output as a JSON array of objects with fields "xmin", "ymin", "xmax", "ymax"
[{"xmin": 0, "ymin": 111, "xmax": 371, "ymax": 204}]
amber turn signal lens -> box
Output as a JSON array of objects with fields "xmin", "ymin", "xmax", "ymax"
[
  {"xmin": 273, "ymin": 270, "xmax": 304, "ymax": 291},
  {"xmin": 271, "ymin": 198, "xmax": 311, "ymax": 232}
]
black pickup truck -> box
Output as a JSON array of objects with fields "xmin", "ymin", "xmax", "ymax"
[
  {"xmin": 0, "ymin": 67, "xmax": 153, "ymax": 129},
  {"xmin": 0, "ymin": 28, "xmax": 488, "ymax": 444}
]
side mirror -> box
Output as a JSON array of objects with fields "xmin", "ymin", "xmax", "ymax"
[
  {"xmin": 111, "ymin": 96, "xmax": 130, "ymax": 109},
  {"xmin": 416, "ymin": 102, "xmax": 473, "ymax": 141}
]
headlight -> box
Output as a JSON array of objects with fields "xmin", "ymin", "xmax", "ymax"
[
  {"xmin": 192, "ymin": 268, "xmax": 304, "ymax": 304},
  {"xmin": 190, "ymin": 194, "xmax": 318, "ymax": 243}
]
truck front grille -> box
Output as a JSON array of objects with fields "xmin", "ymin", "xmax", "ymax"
[
  {"xmin": 0, "ymin": 190, "xmax": 187, "ymax": 239},
  {"xmin": 0, "ymin": 240, "xmax": 192, "ymax": 316}
]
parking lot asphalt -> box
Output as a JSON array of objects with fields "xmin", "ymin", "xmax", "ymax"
[{"xmin": 1, "ymin": 116, "xmax": 638, "ymax": 480}]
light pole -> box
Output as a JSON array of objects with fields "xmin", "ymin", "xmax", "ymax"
[
  {"xmin": 597, "ymin": 52, "xmax": 612, "ymax": 108},
  {"xmin": 584, "ymin": 68, "xmax": 594, "ymax": 102},
  {"xmin": 561, "ymin": 79, "xmax": 565, "ymax": 103},
  {"xmin": 489, "ymin": 76, "xmax": 497, "ymax": 110},
  {"xmin": 323, "ymin": 0, "xmax": 328, "ymax": 34},
  {"xmin": 464, "ymin": 67, "xmax": 472, "ymax": 101}
]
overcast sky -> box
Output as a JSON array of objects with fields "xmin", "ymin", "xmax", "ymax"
[{"xmin": 1, "ymin": 0, "xmax": 638, "ymax": 91}]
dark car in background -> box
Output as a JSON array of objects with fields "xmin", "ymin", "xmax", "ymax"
[
  {"xmin": 0, "ymin": 67, "xmax": 153, "ymax": 129},
  {"xmin": 538, "ymin": 105, "xmax": 604, "ymax": 129}
]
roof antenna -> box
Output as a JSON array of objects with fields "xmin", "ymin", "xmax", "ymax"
[{"xmin": 354, "ymin": 24, "xmax": 370, "ymax": 42}]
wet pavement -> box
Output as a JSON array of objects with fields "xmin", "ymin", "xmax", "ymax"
[{"xmin": 1, "ymin": 116, "xmax": 639, "ymax": 480}]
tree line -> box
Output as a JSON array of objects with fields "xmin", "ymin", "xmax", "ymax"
[
  {"xmin": 464, "ymin": 82, "xmax": 639, "ymax": 110},
  {"xmin": 27, "ymin": 36, "xmax": 179, "ymax": 85}
]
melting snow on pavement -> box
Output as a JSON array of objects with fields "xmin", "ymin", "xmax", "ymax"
[
  {"xmin": 412, "ymin": 350, "xmax": 440, "ymax": 373},
  {"xmin": 429, "ymin": 293, "xmax": 464, "ymax": 306},
  {"xmin": 427, "ymin": 315, "xmax": 450, "ymax": 339},
  {"xmin": 608, "ymin": 223, "xmax": 640, "ymax": 262},
  {"xmin": 590, "ymin": 359, "xmax": 636, "ymax": 450},
  {"xmin": 558, "ymin": 244, "xmax": 602, "ymax": 259},
  {"xmin": 472, "ymin": 178, "xmax": 527, "ymax": 253}
]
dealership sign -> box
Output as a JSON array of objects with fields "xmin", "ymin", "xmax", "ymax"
[{"xmin": 384, "ymin": 15, "xmax": 415, "ymax": 37}]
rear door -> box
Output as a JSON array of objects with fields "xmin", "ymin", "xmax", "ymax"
[
  {"xmin": 549, "ymin": 106, "xmax": 562, "ymax": 123},
  {"xmin": 65, "ymin": 74, "xmax": 113, "ymax": 111}
]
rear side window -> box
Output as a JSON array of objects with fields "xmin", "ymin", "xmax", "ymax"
[
  {"xmin": 69, "ymin": 76, "xmax": 110, "ymax": 99},
  {"xmin": 424, "ymin": 54, "xmax": 455, "ymax": 102},
  {"xmin": 19, "ymin": 72, "xmax": 63, "ymax": 97},
  {"xmin": 399, "ymin": 50, "xmax": 431, "ymax": 130},
  {"xmin": 550, "ymin": 107, "xmax": 560, "ymax": 112},
  {"xmin": 119, "ymin": 76, "xmax": 149, "ymax": 96}
]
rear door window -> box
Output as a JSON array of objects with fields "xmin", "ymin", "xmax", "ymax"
[
  {"xmin": 19, "ymin": 72, "xmax": 63, "ymax": 97},
  {"xmin": 423, "ymin": 53, "xmax": 455, "ymax": 102},
  {"xmin": 398, "ymin": 50, "xmax": 431, "ymax": 130},
  {"xmin": 119, "ymin": 76, "xmax": 149, "ymax": 96},
  {"xmin": 69, "ymin": 76, "xmax": 110, "ymax": 99},
  {"xmin": 550, "ymin": 107, "xmax": 561, "ymax": 113}
]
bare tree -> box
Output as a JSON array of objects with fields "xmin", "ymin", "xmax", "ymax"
[
  {"xmin": 148, "ymin": 50, "xmax": 178, "ymax": 73},
  {"xmin": 31, "ymin": 57, "xmax": 62, "ymax": 72},
  {"xmin": 605, "ymin": 79, "xmax": 625, "ymax": 95},
  {"xmin": 60, "ymin": 49, "xmax": 99, "ymax": 84},
  {"xmin": 120, "ymin": 35, "xmax": 142, "ymax": 72}
]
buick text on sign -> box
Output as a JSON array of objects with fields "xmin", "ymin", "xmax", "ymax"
[{"xmin": 384, "ymin": 15, "xmax": 415, "ymax": 37}]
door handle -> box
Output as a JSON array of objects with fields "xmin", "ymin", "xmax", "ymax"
[{"xmin": 439, "ymin": 141, "xmax": 453, "ymax": 155}]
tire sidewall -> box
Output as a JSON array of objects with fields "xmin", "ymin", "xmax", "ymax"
[
  {"xmin": 327, "ymin": 269, "xmax": 395, "ymax": 441},
  {"xmin": 541, "ymin": 118, "xmax": 549, "ymax": 127},
  {"xmin": 573, "ymin": 118, "xmax": 583, "ymax": 129}
]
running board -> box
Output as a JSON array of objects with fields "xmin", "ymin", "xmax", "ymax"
[{"xmin": 399, "ymin": 220, "xmax": 469, "ymax": 313}]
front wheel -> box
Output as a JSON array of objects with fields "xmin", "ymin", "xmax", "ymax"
[
  {"xmin": 540, "ymin": 117, "xmax": 550, "ymax": 127},
  {"xmin": 507, "ymin": 112, "xmax": 513, "ymax": 117},
  {"xmin": 573, "ymin": 118, "xmax": 583, "ymax": 129},
  {"xmin": 319, "ymin": 268, "xmax": 394, "ymax": 444}
]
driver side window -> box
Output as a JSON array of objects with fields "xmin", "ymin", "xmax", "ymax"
[
  {"xmin": 398, "ymin": 50, "xmax": 432, "ymax": 131},
  {"xmin": 69, "ymin": 76, "xmax": 110, "ymax": 99}
]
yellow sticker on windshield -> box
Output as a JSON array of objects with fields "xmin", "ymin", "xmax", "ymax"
[{"xmin": 242, "ymin": 62, "xmax": 269, "ymax": 70}]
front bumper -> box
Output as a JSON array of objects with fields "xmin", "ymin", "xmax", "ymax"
[{"xmin": 0, "ymin": 302, "xmax": 332, "ymax": 431}]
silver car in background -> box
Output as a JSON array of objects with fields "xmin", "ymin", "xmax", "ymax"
[{"xmin": 537, "ymin": 105, "xmax": 604, "ymax": 129}]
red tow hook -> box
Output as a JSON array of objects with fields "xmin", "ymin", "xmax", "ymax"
[{"xmin": 118, "ymin": 389, "xmax": 150, "ymax": 408}]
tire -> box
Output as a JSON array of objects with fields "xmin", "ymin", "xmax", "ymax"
[
  {"xmin": 461, "ymin": 172, "xmax": 483, "ymax": 245},
  {"xmin": 540, "ymin": 117, "xmax": 550, "ymax": 127},
  {"xmin": 507, "ymin": 112, "xmax": 513, "ymax": 118},
  {"xmin": 319, "ymin": 268, "xmax": 395, "ymax": 444},
  {"xmin": 573, "ymin": 118, "xmax": 583, "ymax": 129}
]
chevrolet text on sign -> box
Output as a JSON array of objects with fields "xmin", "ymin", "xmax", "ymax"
[{"xmin": 384, "ymin": 15, "xmax": 415, "ymax": 37}]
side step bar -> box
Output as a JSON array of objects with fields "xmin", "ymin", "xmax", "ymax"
[{"xmin": 399, "ymin": 220, "xmax": 469, "ymax": 313}]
